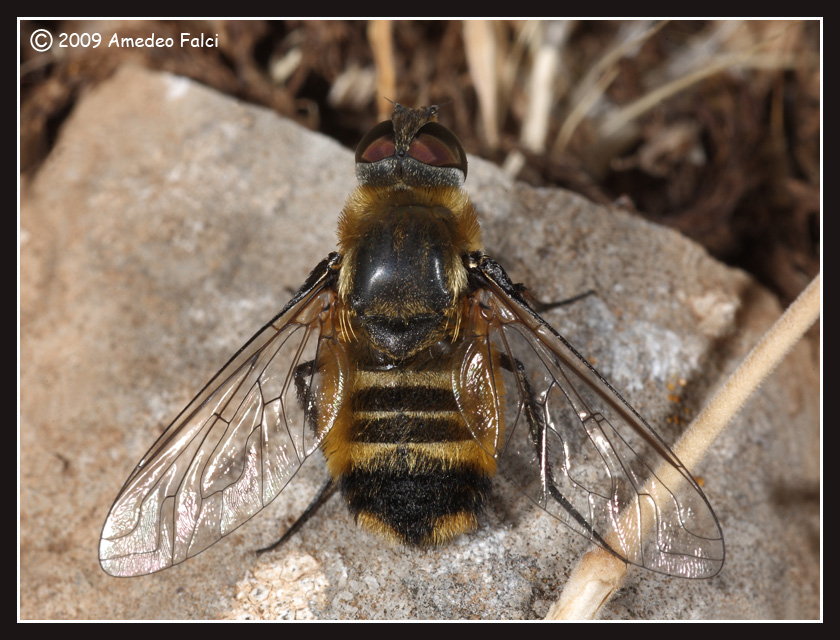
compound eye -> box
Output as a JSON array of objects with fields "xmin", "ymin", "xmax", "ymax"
[
  {"xmin": 356, "ymin": 121, "xmax": 395, "ymax": 163},
  {"xmin": 409, "ymin": 134, "xmax": 459, "ymax": 166},
  {"xmin": 358, "ymin": 136, "xmax": 395, "ymax": 163},
  {"xmin": 409, "ymin": 122, "xmax": 467, "ymax": 174}
]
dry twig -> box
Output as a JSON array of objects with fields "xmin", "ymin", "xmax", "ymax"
[{"xmin": 546, "ymin": 273, "xmax": 821, "ymax": 620}]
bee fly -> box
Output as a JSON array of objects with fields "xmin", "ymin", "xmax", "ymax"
[{"xmin": 100, "ymin": 105, "xmax": 724, "ymax": 579}]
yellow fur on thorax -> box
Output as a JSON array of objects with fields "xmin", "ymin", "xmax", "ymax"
[
  {"xmin": 335, "ymin": 184, "xmax": 483, "ymax": 306},
  {"xmin": 337, "ymin": 184, "xmax": 482, "ymax": 251}
]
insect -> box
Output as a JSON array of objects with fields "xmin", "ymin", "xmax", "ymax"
[{"xmin": 99, "ymin": 104, "xmax": 724, "ymax": 580}]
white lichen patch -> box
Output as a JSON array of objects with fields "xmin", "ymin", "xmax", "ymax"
[{"xmin": 226, "ymin": 552, "xmax": 329, "ymax": 620}]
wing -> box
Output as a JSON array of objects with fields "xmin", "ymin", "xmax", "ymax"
[
  {"xmin": 454, "ymin": 253, "xmax": 724, "ymax": 579},
  {"xmin": 100, "ymin": 254, "xmax": 348, "ymax": 577}
]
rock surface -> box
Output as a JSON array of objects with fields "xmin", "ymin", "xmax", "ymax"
[{"xmin": 20, "ymin": 66, "xmax": 819, "ymax": 620}]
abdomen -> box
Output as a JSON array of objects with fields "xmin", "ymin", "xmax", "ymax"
[{"xmin": 321, "ymin": 348, "xmax": 495, "ymax": 545}]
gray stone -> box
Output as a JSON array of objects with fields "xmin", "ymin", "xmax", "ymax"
[{"xmin": 20, "ymin": 66, "xmax": 819, "ymax": 620}]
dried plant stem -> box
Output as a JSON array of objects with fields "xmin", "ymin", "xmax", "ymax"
[
  {"xmin": 520, "ymin": 21, "xmax": 572, "ymax": 153},
  {"xmin": 463, "ymin": 20, "xmax": 500, "ymax": 149},
  {"xmin": 546, "ymin": 273, "xmax": 821, "ymax": 620},
  {"xmin": 554, "ymin": 66, "xmax": 620, "ymax": 155},
  {"xmin": 554, "ymin": 20, "xmax": 666, "ymax": 154},
  {"xmin": 367, "ymin": 20, "xmax": 396, "ymax": 121},
  {"xmin": 499, "ymin": 21, "xmax": 539, "ymax": 131},
  {"xmin": 599, "ymin": 27, "xmax": 804, "ymax": 140}
]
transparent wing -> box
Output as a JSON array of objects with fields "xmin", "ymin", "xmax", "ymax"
[
  {"xmin": 455, "ymin": 258, "xmax": 724, "ymax": 579},
  {"xmin": 100, "ymin": 258, "xmax": 347, "ymax": 577}
]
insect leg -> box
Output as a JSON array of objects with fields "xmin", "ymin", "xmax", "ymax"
[
  {"xmin": 255, "ymin": 358, "xmax": 336, "ymax": 553},
  {"xmin": 293, "ymin": 359, "xmax": 318, "ymax": 430},
  {"xmin": 470, "ymin": 252, "xmax": 593, "ymax": 313},
  {"xmin": 257, "ymin": 479, "xmax": 339, "ymax": 554},
  {"xmin": 499, "ymin": 352, "xmax": 622, "ymax": 561},
  {"xmin": 515, "ymin": 285, "xmax": 595, "ymax": 314}
]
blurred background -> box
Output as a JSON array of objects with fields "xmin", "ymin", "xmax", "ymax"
[{"xmin": 20, "ymin": 19, "xmax": 820, "ymax": 307}]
